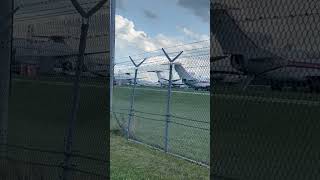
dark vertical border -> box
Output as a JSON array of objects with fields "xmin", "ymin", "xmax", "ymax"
[
  {"xmin": 9, "ymin": 0, "xmax": 14, "ymax": 97},
  {"xmin": 108, "ymin": 0, "xmax": 115, "ymax": 179},
  {"xmin": 210, "ymin": 1, "xmax": 214, "ymax": 179}
]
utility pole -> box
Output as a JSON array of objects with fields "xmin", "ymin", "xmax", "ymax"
[{"xmin": 0, "ymin": 0, "xmax": 13, "ymax": 162}]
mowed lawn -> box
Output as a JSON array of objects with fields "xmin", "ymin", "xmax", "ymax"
[
  {"xmin": 8, "ymin": 78, "xmax": 108, "ymax": 178},
  {"xmin": 111, "ymin": 86, "xmax": 210, "ymax": 164},
  {"xmin": 110, "ymin": 132, "xmax": 209, "ymax": 180},
  {"xmin": 211, "ymin": 86, "xmax": 320, "ymax": 179},
  {"xmin": 8, "ymin": 78, "xmax": 209, "ymax": 179}
]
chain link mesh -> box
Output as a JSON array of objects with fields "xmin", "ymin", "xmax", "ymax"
[
  {"xmin": 211, "ymin": 0, "xmax": 320, "ymax": 179},
  {"xmin": 3, "ymin": 0, "xmax": 110, "ymax": 179},
  {"xmin": 112, "ymin": 40, "xmax": 210, "ymax": 166}
]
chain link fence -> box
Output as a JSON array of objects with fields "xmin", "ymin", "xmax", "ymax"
[
  {"xmin": 111, "ymin": 40, "xmax": 210, "ymax": 166},
  {"xmin": 211, "ymin": 0, "xmax": 320, "ymax": 179},
  {"xmin": 1, "ymin": 0, "xmax": 110, "ymax": 179}
]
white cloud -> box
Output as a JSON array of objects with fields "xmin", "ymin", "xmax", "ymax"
[
  {"xmin": 115, "ymin": 15, "xmax": 209, "ymax": 59},
  {"xmin": 115, "ymin": 15, "xmax": 182, "ymax": 56},
  {"xmin": 115, "ymin": 15, "xmax": 210, "ymax": 82},
  {"xmin": 178, "ymin": 26, "xmax": 209, "ymax": 41}
]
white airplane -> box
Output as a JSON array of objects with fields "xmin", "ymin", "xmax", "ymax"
[
  {"xmin": 136, "ymin": 79, "xmax": 159, "ymax": 87},
  {"xmin": 12, "ymin": 24, "xmax": 108, "ymax": 77},
  {"xmin": 174, "ymin": 63, "xmax": 210, "ymax": 90},
  {"xmin": 13, "ymin": 36, "xmax": 108, "ymax": 77},
  {"xmin": 147, "ymin": 70, "xmax": 184, "ymax": 88},
  {"xmin": 211, "ymin": 3, "xmax": 320, "ymax": 92},
  {"xmin": 113, "ymin": 71, "xmax": 156, "ymax": 86},
  {"xmin": 113, "ymin": 72, "xmax": 136, "ymax": 85}
]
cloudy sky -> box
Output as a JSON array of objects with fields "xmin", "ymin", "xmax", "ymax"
[{"xmin": 115, "ymin": 0, "xmax": 209, "ymax": 63}]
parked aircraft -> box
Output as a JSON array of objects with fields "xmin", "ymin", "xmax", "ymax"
[
  {"xmin": 211, "ymin": 3, "xmax": 320, "ymax": 92},
  {"xmin": 13, "ymin": 25, "xmax": 108, "ymax": 77},
  {"xmin": 174, "ymin": 63, "xmax": 210, "ymax": 90},
  {"xmin": 113, "ymin": 72, "xmax": 136, "ymax": 85},
  {"xmin": 147, "ymin": 70, "xmax": 184, "ymax": 88}
]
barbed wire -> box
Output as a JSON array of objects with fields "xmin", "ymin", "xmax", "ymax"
[
  {"xmin": 115, "ymin": 46, "xmax": 209, "ymax": 66},
  {"xmin": 114, "ymin": 63, "xmax": 209, "ymax": 74},
  {"xmin": 14, "ymin": 6, "xmax": 109, "ymax": 22},
  {"xmin": 15, "ymin": 0, "xmax": 103, "ymax": 16},
  {"xmin": 114, "ymin": 39, "xmax": 209, "ymax": 61}
]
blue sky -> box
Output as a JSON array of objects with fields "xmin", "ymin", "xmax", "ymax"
[{"xmin": 115, "ymin": 0, "xmax": 209, "ymax": 63}]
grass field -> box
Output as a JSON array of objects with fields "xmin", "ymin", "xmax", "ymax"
[
  {"xmin": 6, "ymin": 77, "xmax": 209, "ymax": 179},
  {"xmin": 211, "ymin": 86, "xmax": 320, "ymax": 179},
  {"xmin": 8, "ymin": 78, "xmax": 108, "ymax": 179},
  {"xmin": 9, "ymin": 76, "xmax": 319, "ymax": 179},
  {"xmin": 110, "ymin": 131, "xmax": 209, "ymax": 180},
  {"xmin": 111, "ymin": 85, "xmax": 210, "ymax": 165}
]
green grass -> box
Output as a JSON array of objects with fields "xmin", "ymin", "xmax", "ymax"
[
  {"xmin": 211, "ymin": 86, "xmax": 320, "ymax": 179},
  {"xmin": 9, "ymin": 76, "xmax": 319, "ymax": 179},
  {"xmin": 110, "ymin": 132, "xmax": 209, "ymax": 180},
  {"xmin": 8, "ymin": 78, "xmax": 108, "ymax": 178},
  {"xmin": 7, "ymin": 77, "xmax": 209, "ymax": 179},
  {"xmin": 112, "ymin": 86, "xmax": 210, "ymax": 164}
]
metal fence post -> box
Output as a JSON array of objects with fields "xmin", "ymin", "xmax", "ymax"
[
  {"xmin": 109, "ymin": 0, "xmax": 115, "ymax": 112},
  {"xmin": 127, "ymin": 57, "xmax": 147, "ymax": 139},
  {"xmin": 62, "ymin": 1, "xmax": 108, "ymax": 179},
  {"xmin": 127, "ymin": 68, "xmax": 138, "ymax": 139},
  {"xmin": 162, "ymin": 48, "xmax": 183, "ymax": 152},
  {"xmin": 164, "ymin": 62, "xmax": 173, "ymax": 152},
  {"xmin": 62, "ymin": 18, "xmax": 89, "ymax": 180}
]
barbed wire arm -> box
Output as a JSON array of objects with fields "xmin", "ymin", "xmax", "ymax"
[
  {"xmin": 87, "ymin": 0, "xmax": 108, "ymax": 18},
  {"xmin": 137, "ymin": 58, "xmax": 147, "ymax": 67},
  {"xmin": 70, "ymin": 0, "xmax": 87, "ymax": 18},
  {"xmin": 70, "ymin": 0, "xmax": 108, "ymax": 18},
  {"xmin": 129, "ymin": 56, "xmax": 138, "ymax": 67},
  {"xmin": 162, "ymin": 48, "xmax": 183, "ymax": 62},
  {"xmin": 129, "ymin": 56, "xmax": 147, "ymax": 67}
]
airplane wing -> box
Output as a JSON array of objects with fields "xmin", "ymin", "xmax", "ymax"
[
  {"xmin": 88, "ymin": 71, "xmax": 107, "ymax": 77},
  {"xmin": 160, "ymin": 78, "xmax": 181, "ymax": 82},
  {"xmin": 237, "ymin": 63, "xmax": 303, "ymax": 90},
  {"xmin": 172, "ymin": 83, "xmax": 185, "ymax": 86},
  {"xmin": 287, "ymin": 61, "xmax": 320, "ymax": 70},
  {"xmin": 237, "ymin": 64, "xmax": 290, "ymax": 90},
  {"xmin": 160, "ymin": 78, "xmax": 169, "ymax": 81},
  {"xmin": 172, "ymin": 79, "xmax": 181, "ymax": 82},
  {"xmin": 211, "ymin": 55, "xmax": 229, "ymax": 62}
]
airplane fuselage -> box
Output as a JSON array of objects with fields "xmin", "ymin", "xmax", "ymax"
[{"xmin": 182, "ymin": 79, "xmax": 210, "ymax": 90}]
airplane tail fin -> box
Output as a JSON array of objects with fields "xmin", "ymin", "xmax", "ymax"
[
  {"xmin": 148, "ymin": 70, "xmax": 163, "ymax": 80},
  {"xmin": 211, "ymin": 4, "xmax": 272, "ymax": 58},
  {"xmin": 174, "ymin": 63, "xmax": 194, "ymax": 81}
]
